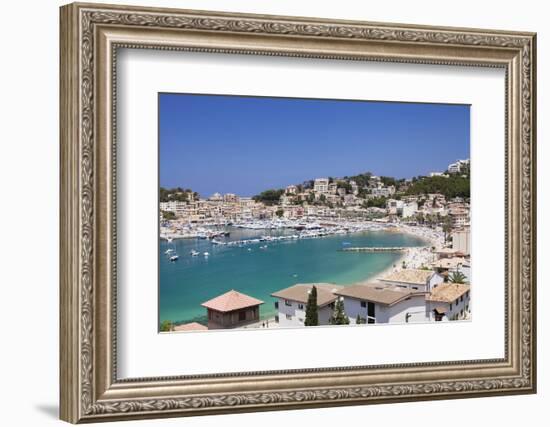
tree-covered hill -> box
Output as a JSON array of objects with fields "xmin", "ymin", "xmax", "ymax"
[{"xmin": 405, "ymin": 175, "xmax": 469, "ymax": 199}]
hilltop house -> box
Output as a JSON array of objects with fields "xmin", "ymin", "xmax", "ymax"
[
  {"xmin": 379, "ymin": 269, "xmax": 444, "ymax": 292},
  {"xmin": 426, "ymin": 283, "xmax": 471, "ymax": 321},
  {"xmin": 313, "ymin": 178, "xmax": 329, "ymax": 194},
  {"xmin": 334, "ymin": 283, "xmax": 429, "ymax": 324},
  {"xmin": 271, "ymin": 283, "xmax": 343, "ymax": 327},
  {"xmin": 201, "ymin": 290, "xmax": 263, "ymax": 329}
]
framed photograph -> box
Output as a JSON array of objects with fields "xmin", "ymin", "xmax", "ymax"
[{"xmin": 60, "ymin": 2, "xmax": 537, "ymax": 423}]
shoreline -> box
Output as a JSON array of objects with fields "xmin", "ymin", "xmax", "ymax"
[
  {"xmin": 164, "ymin": 223, "xmax": 444, "ymax": 327},
  {"xmin": 368, "ymin": 223, "xmax": 443, "ymax": 280}
]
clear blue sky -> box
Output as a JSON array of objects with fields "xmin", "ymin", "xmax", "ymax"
[{"xmin": 159, "ymin": 93, "xmax": 470, "ymax": 197}]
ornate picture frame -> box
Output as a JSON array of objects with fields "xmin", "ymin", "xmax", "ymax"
[{"xmin": 60, "ymin": 2, "xmax": 536, "ymax": 423}]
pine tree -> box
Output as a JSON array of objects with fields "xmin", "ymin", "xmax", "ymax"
[
  {"xmin": 304, "ymin": 285, "xmax": 319, "ymax": 326},
  {"xmin": 329, "ymin": 297, "xmax": 350, "ymax": 325}
]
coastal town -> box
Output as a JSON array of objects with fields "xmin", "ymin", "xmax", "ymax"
[{"xmin": 160, "ymin": 159, "xmax": 471, "ymax": 332}]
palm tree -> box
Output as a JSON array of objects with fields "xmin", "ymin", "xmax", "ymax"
[{"xmin": 449, "ymin": 271, "xmax": 468, "ymax": 284}]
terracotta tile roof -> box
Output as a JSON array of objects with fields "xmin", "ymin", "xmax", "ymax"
[
  {"xmin": 271, "ymin": 283, "xmax": 343, "ymax": 307},
  {"xmin": 201, "ymin": 290, "xmax": 264, "ymax": 313},
  {"xmin": 435, "ymin": 248, "xmax": 460, "ymax": 254},
  {"xmin": 380, "ymin": 269, "xmax": 435, "ymax": 285},
  {"xmin": 334, "ymin": 283, "xmax": 426, "ymax": 306},
  {"xmin": 431, "ymin": 257, "xmax": 469, "ymax": 269},
  {"xmin": 427, "ymin": 283, "xmax": 470, "ymax": 303},
  {"xmin": 173, "ymin": 322, "xmax": 208, "ymax": 332}
]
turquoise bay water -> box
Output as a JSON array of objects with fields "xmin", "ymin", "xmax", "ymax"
[{"xmin": 159, "ymin": 229, "xmax": 426, "ymax": 325}]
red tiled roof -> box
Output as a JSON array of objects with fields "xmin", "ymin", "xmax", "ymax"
[
  {"xmin": 173, "ymin": 322, "xmax": 208, "ymax": 332},
  {"xmin": 201, "ymin": 290, "xmax": 264, "ymax": 312}
]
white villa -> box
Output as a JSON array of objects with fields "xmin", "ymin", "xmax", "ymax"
[
  {"xmin": 447, "ymin": 159, "xmax": 470, "ymax": 174},
  {"xmin": 334, "ymin": 283, "xmax": 429, "ymax": 324},
  {"xmin": 271, "ymin": 274, "xmax": 471, "ymax": 326},
  {"xmin": 379, "ymin": 269, "xmax": 444, "ymax": 292},
  {"xmin": 271, "ymin": 283, "xmax": 343, "ymax": 327},
  {"xmin": 426, "ymin": 283, "xmax": 471, "ymax": 321},
  {"xmin": 313, "ymin": 178, "xmax": 329, "ymax": 194}
]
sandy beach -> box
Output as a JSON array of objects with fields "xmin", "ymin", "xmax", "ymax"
[{"xmin": 356, "ymin": 224, "xmax": 444, "ymax": 284}]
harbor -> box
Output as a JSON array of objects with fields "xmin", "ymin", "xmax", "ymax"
[{"xmin": 159, "ymin": 225, "xmax": 435, "ymax": 326}]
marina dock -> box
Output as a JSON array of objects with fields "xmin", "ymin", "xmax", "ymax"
[{"xmin": 339, "ymin": 246, "xmax": 424, "ymax": 253}]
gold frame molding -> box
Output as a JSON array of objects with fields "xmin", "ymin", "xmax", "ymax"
[{"xmin": 60, "ymin": 2, "xmax": 537, "ymax": 423}]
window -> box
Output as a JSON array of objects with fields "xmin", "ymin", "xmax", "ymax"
[
  {"xmin": 360, "ymin": 301, "xmax": 367, "ymax": 308},
  {"xmin": 285, "ymin": 314, "xmax": 292, "ymax": 320},
  {"xmin": 298, "ymin": 303, "xmax": 304, "ymax": 310},
  {"xmin": 367, "ymin": 302, "xmax": 375, "ymax": 319},
  {"xmin": 238, "ymin": 311, "xmax": 246, "ymax": 321},
  {"xmin": 455, "ymin": 299, "xmax": 459, "ymax": 306},
  {"xmin": 460, "ymin": 295, "xmax": 464, "ymax": 302},
  {"xmin": 274, "ymin": 301, "xmax": 279, "ymax": 309},
  {"xmin": 449, "ymin": 303, "xmax": 453, "ymax": 310},
  {"xmin": 298, "ymin": 318, "xmax": 304, "ymax": 323},
  {"xmin": 412, "ymin": 286, "xmax": 419, "ymax": 290},
  {"xmin": 284, "ymin": 299, "xmax": 292, "ymax": 306}
]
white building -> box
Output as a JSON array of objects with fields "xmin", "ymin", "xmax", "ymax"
[
  {"xmin": 328, "ymin": 182, "xmax": 338, "ymax": 194},
  {"xmin": 313, "ymin": 178, "xmax": 329, "ymax": 194},
  {"xmin": 452, "ymin": 228, "xmax": 471, "ymax": 255},
  {"xmin": 208, "ymin": 192, "xmax": 223, "ymax": 202},
  {"xmin": 350, "ymin": 180, "xmax": 359, "ymax": 195},
  {"xmin": 379, "ymin": 269, "xmax": 444, "ymax": 292},
  {"xmin": 386, "ymin": 199, "xmax": 417, "ymax": 218},
  {"xmin": 271, "ymin": 283, "xmax": 343, "ymax": 327},
  {"xmin": 239, "ymin": 197, "xmax": 256, "ymax": 208},
  {"xmin": 447, "ymin": 159, "xmax": 470, "ymax": 174},
  {"xmin": 371, "ymin": 185, "xmax": 395, "ymax": 198},
  {"xmin": 386, "ymin": 199, "xmax": 404, "ymax": 216},
  {"xmin": 401, "ymin": 201, "xmax": 418, "ymax": 218},
  {"xmin": 449, "ymin": 208, "xmax": 469, "ymax": 228},
  {"xmin": 286, "ymin": 185, "xmax": 297, "ymax": 195},
  {"xmin": 160, "ymin": 200, "xmax": 187, "ymax": 215},
  {"xmin": 426, "ymin": 283, "xmax": 471, "ymax": 321},
  {"xmin": 335, "ymin": 283, "xmax": 429, "ymax": 324},
  {"xmin": 223, "ymin": 193, "xmax": 239, "ymax": 203}
]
